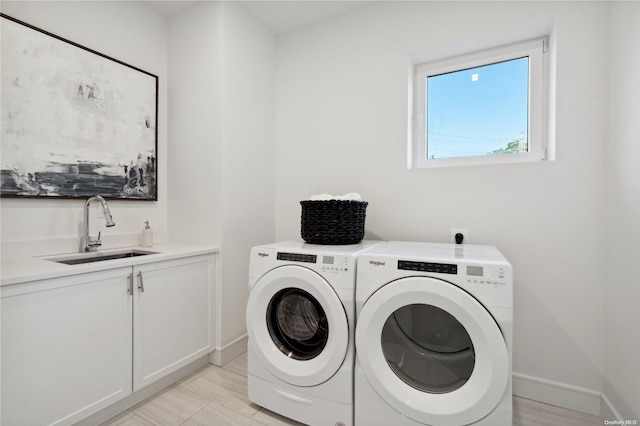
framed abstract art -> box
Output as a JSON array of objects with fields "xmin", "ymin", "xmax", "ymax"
[{"xmin": 1, "ymin": 14, "xmax": 158, "ymax": 200}]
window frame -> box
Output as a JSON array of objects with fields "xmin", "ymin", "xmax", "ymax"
[{"xmin": 412, "ymin": 37, "xmax": 548, "ymax": 169}]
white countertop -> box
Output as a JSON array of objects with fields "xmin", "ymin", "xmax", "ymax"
[{"xmin": 1, "ymin": 243, "xmax": 219, "ymax": 287}]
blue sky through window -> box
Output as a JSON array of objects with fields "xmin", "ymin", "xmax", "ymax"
[{"xmin": 426, "ymin": 57, "xmax": 529, "ymax": 159}]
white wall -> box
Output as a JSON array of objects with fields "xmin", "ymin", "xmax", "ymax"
[
  {"xmin": 167, "ymin": 1, "xmax": 276, "ymax": 362},
  {"xmin": 218, "ymin": 2, "xmax": 276, "ymax": 356},
  {"xmin": 0, "ymin": 1, "xmax": 169, "ymax": 256},
  {"xmin": 168, "ymin": 1, "xmax": 223, "ymax": 247},
  {"xmin": 604, "ymin": 1, "xmax": 640, "ymax": 421},
  {"xmin": 275, "ymin": 1, "xmax": 611, "ymax": 414}
]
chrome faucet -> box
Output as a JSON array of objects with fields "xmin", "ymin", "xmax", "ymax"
[{"xmin": 80, "ymin": 195, "xmax": 116, "ymax": 252}]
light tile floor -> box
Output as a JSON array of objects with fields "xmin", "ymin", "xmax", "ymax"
[{"xmin": 100, "ymin": 353, "xmax": 603, "ymax": 426}]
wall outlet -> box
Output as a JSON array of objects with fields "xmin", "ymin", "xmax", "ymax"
[{"xmin": 450, "ymin": 228, "xmax": 469, "ymax": 244}]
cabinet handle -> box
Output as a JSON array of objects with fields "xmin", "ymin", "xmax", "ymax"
[
  {"xmin": 137, "ymin": 271, "xmax": 145, "ymax": 293},
  {"xmin": 127, "ymin": 274, "xmax": 133, "ymax": 295}
]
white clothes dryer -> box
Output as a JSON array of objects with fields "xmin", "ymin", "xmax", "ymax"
[
  {"xmin": 355, "ymin": 241, "xmax": 513, "ymax": 426},
  {"xmin": 247, "ymin": 240, "xmax": 381, "ymax": 426}
]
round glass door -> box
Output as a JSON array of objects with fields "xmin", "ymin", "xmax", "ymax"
[
  {"xmin": 382, "ymin": 304, "xmax": 475, "ymax": 394},
  {"xmin": 267, "ymin": 288, "xmax": 329, "ymax": 360},
  {"xmin": 246, "ymin": 265, "xmax": 349, "ymax": 387},
  {"xmin": 355, "ymin": 276, "xmax": 509, "ymax": 425}
]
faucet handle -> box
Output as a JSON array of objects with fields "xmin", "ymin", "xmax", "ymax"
[{"xmin": 87, "ymin": 232, "xmax": 103, "ymax": 249}]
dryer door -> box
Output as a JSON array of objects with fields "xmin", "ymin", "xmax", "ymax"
[
  {"xmin": 356, "ymin": 276, "xmax": 509, "ymax": 426},
  {"xmin": 247, "ymin": 265, "xmax": 349, "ymax": 387}
]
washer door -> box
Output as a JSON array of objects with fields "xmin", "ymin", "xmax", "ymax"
[
  {"xmin": 247, "ymin": 265, "xmax": 349, "ymax": 387},
  {"xmin": 356, "ymin": 277, "xmax": 509, "ymax": 426}
]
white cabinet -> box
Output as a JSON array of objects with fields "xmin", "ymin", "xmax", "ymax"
[
  {"xmin": 1, "ymin": 253, "xmax": 214, "ymax": 426},
  {"xmin": 1, "ymin": 268, "xmax": 133, "ymax": 426},
  {"xmin": 132, "ymin": 256, "xmax": 213, "ymax": 391}
]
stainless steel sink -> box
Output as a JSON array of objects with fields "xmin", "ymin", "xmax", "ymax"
[{"xmin": 48, "ymin": 249, "xmax": 158, "ymax": 265}]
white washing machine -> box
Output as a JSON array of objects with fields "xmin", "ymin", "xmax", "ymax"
[
  {"xmin": 246, "ymin": 240, "xmax": 381, "ymax": 426},
  {"xmin": 355, "ymin": 241, "xmax": 513, "ymax": 426}
]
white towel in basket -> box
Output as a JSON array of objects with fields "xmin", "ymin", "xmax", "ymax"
[{"xmin": 309, "ymin": 193, "xmax": 362, "ymax": 201}]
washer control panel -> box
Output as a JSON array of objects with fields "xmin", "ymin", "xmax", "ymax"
[
  {"xmin": 277, "ymin": 252, "xmax": 316, "ymax": 263},
  {"xmin": 276, "ymin": 252, "xmax": 350, "ymax": 273},
  {"xmin": 321, "ymin": 255, "xmax": 350, "ymax": 273},
  {"xmin": 466, "ymin": 265, "xmax": 507, "ymax": 286}
]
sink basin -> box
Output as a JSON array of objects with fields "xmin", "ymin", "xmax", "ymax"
[{"xmin": 48, "ymin": 249, "xmax": 158, "ymax": 265}]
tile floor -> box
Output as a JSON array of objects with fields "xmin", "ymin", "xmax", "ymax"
[{"xmin": 100, "ymin": 353, "xmax": 603, "ymax": 426}]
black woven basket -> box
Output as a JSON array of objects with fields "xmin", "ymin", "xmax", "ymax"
[{"xmin": 300, "ymin": 200, "xmax": 368, "ymax": 245}]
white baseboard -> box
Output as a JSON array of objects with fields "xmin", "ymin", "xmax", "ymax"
[
  {"xmin": 209, "ymin": 333, "xmax": 248, "ymax": 367},
  {"xmin": 512, "ymin": 372, "xmax": 602, "ymax": 417}
]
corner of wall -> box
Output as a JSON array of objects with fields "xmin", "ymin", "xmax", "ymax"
[
  {"xmin": 602, "ymin": 1, "xmax": 640, "ymax": 423},
  {"xmin": 209, "ymin": 334, "xmax": 248, "ymax": 367}
]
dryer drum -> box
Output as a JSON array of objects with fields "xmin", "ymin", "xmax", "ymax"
[
  {"xmin": 267, "ymin": 288, "xmax": 329, "ymax": 360},
  {"xmin": 382, "ymin": 304, "xmax": 475, "ymax": 394}
]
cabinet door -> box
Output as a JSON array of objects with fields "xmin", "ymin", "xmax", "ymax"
[
  {"xmin": 133, "ymin": 255, "xmax": 213, "ymax": 391},
  {"xmin": 1, "ymin": 268, "xmax": 133, "ymax": 426}
]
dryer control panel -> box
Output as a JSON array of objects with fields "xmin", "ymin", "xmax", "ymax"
[
  {"xmin": 395, "ymin": 260, "xmax": 507, "ymax": 286},
  {"xmin": 397, "ymin": 260, "xmax": 458, "ymax": 274},
  {"xmin": 466, "ymin": 265, "xmax": 507, "ymax": 286}
]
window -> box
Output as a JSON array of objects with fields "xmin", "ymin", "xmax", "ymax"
[{"xmin": 411, "ymin": 38, "xmax": 549, "ymax": 168}]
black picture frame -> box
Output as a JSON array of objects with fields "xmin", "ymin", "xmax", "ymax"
[{"xmin": 0, "ymin": 14, "xmax": 159, "ymax": 201}]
